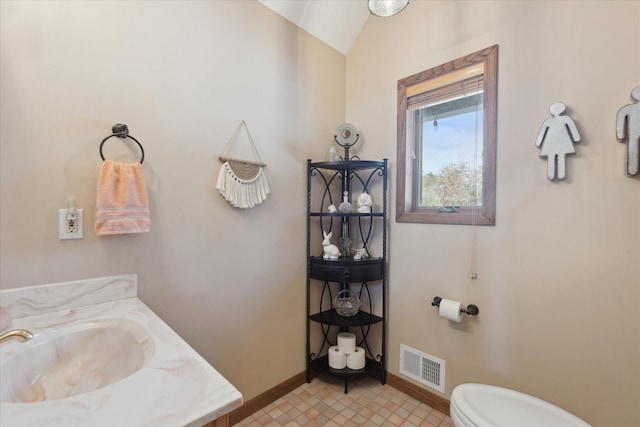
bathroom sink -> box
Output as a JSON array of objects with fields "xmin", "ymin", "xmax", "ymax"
[{"xmin": 0, "ymin": 318, "xmax": 154, "ymax": 403}]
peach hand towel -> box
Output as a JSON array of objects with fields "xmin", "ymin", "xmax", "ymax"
[{"xmin": 95, "ymin": 159, "xmax": 150, "ymax": 235}]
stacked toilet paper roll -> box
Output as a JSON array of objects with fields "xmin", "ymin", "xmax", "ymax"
[
  {"xmin": 337, "ymin": 332, "xmax": 356, "ymax": 354},
  {"xmin": 328, "ymin": 346, "xmax": 347, "ymax": 369},
  {"xmin": 328, "ymin": 332, "xmax": 366, "ymax": 370},
  {"xmin": 346, "ymin": 347, "xmax": 366, "ymax": 369}
]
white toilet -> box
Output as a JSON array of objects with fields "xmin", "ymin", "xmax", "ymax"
[{"xmin": 450, "ymin": 383, "xmax": 591, "ymax": 427}]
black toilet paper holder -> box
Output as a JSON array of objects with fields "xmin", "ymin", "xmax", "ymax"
[{"xmin": 431, "ymin": 296, "xmax": 480, "ymax": 316}]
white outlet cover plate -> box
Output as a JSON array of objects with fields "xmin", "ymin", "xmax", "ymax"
[{"xmin": 59, "ymin": 209, "xmax": 83, "ymax": 240}]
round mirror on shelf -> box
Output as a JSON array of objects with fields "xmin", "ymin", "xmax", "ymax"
[{"xmin": 335, "ymin": 123, "xmax": 359, "ymax": 147}]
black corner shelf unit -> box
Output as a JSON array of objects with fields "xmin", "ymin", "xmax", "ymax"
[{"xmin": 306, "ymin": 156, "xmax": 388, "ymax": 393}]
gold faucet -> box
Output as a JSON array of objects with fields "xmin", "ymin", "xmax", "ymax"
[{"xmin": 0, "ymin": 329, "xmax": 33, "ymax": 344}]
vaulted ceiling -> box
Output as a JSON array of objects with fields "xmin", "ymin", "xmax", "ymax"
[{"xmin": 257, "ymin": 0, "xmax": 371, "ymax": 55}]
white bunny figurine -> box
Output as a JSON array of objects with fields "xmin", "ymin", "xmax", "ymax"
[
  {"xmin": 322, "ymin": 231, "xmax": 340, "ymax": 260},
  {"xmin": 354, "ymin": 247, "xmax": 369, "ymax": 260}
]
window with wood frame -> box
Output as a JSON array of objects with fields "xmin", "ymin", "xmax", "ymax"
[{"xmin": 396, "ymin": 45, "xmax": 498, "ymax": 225}]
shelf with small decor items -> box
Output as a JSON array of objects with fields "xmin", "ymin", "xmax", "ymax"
[{"xmin": 306, "ymin": 123, "xmax": 388, "ymax": 394}]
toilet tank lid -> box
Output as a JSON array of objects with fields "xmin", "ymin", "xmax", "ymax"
[{"xmin": 451, "ymin": 384, "xmax": 591, "ymax": 427}]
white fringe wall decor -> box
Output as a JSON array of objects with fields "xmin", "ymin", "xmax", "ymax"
[
  {"xmin": 216, "ymin": 120, "xmax": 270, "ymax": 209},
  {"xmin": 216, "ymin": 161, "xmax": 270, "ymax": 208}
]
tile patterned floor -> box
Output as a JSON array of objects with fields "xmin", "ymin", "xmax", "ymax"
[{"xmin": 234, "ymin": 375, "xmax": 454, "ymax": 427}]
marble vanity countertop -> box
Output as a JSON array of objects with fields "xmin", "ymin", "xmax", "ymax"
[{"xmin": 0, "ymin": 274, "xmax": 242, "ymax": 427}]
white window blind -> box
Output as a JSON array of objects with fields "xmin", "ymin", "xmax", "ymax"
[{"xmin": 407, "ymin": 75, "xmax": 484, "ymax": 111}]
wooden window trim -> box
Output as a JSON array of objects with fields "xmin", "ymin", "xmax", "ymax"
[{"xmin": 396, "ymin": 45, "xmax": 498, "ymax": 225}]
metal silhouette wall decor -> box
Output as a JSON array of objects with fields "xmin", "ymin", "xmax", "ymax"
[
  {"xmin": 616, "ymin": 86, "xmax": 640, "ymax": 177},
  {"xmin": 535, "ymin": 102, "xmax": 581, "ymax": 181}
]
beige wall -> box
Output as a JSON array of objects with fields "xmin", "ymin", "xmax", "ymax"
[
  {"xmin": 347, "ymin": 1, "xmax": 639, "ymax": 426},
  {"xmin": 2, "ymin": 1, "xmax": 639, "ymax": 426},
  {"xmin": 0, "ymin": 0, "xmax": 345, "ymax": 401}
]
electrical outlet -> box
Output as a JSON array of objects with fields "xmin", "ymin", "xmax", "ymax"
[{"xmin": 59, "ymin": 209, "xmax": 83, "ymax": 239}]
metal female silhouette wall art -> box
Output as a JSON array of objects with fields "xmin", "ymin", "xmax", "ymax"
[
  {"xmin": 535, "ymin": 102, "xmax": 581, "ymax": 181},
  {"xmin": 616, "ymin": 86, "xmax": 640, "ymax": 177}
]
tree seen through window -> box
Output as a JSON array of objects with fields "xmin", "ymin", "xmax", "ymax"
[{"xmin": 416, "ymin": 95, "xmax": 483, "ymax": 208}]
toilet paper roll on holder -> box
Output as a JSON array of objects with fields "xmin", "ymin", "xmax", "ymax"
[{"xmin": 431, "ymin": 296, "xmax": 479, "ymax": 316}]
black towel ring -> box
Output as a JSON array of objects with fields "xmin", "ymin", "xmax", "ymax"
[{"xmin": 99, "ymin": 124, "xmax": 145, "ymax": 164}]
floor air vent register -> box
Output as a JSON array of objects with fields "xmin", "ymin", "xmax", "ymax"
[{"xmin": 399, "ymin": 344, "xmax": 446, "ymax": 393}]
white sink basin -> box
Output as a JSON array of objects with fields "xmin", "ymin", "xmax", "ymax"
[
  {"xmin": 1, "ymin": 276, "xmax": 242, "ymax": 426},
  {"xmin": 0, "ymin": 318, "xmax": 154, "ymax": 403}
]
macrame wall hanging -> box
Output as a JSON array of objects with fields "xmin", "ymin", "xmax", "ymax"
[{"xmin": 216, "ymin": 120, "xmax": 270, "ymax": 208}]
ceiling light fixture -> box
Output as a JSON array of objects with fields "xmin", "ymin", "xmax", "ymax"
[{"xmin": 368, "ymin": 0, "xmax": 409, "ymax": 17}]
